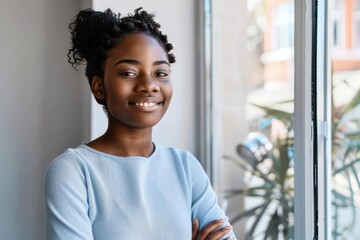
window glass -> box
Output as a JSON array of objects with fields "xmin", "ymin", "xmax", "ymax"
[
  {"xmin": 333, "ymin": 0, "xmax": 345, "ymax": 49},
  {"xmin": 209, "ymin": 0, "xmax": 360, "ymax": 238},
  {"xmin": 211, "ymin": 0, "xmax": 294, "ymax": 238},
  {"xmin": 331, "ymin": 0, "xmax": 360, "ymax": 238}
]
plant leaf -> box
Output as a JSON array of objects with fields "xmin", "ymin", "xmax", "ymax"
[
  {"xmin": 223, "ymin": 189, "xmax": 245, "ymax": 199},
  {"xmin": 278, "ymin": 143, "xmax": 290, "ymax": 189},
  {"xmin": 223, "ymin": 155, "xmax": 252, "ymax": 171},
  {"xmin": 338, "ymin": 89, "xmax": 360, "ymax": 119},
  {"xmin": 230, "ymin": 202, "xmax": 270, "ymax": 223},
  {"xmin": 247, "ymin": 201, "xmax": 271, "ymax": 237},
  {"xmin": 264, "ymin": 210, "xmax": 280, "ymax": 239},
  {"xmin": 333, "ymin": 158, "xmax": 360, "ymax": 175},
  {"xmin": 251, "ymin": 103, "xmax": 293, "ymax": 123}
]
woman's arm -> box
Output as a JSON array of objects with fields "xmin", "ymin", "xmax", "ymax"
[
  {"xmin": 189, "ymin": 154, "xmax": 237, "ymax": 240},
  {"xmin": 44, "ymin": 153, "xmax": 94, "ymax": 240}
]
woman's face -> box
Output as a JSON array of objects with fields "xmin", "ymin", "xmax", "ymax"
[{"xmin": 96, "ymin": 33, "xmax": 173, "ymax": 129}]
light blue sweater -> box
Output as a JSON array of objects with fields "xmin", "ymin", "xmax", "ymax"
[{"xmin": 45, "ymin": 143, "xmax": 236, "ymax": 239}]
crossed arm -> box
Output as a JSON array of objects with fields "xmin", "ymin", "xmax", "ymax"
[{"xmin": 192, "ymin": 218, "xmax": 233, "ymax": 240}]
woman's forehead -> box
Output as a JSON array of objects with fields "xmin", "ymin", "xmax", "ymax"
[{"xmin": 107, "ymin": 33, "xmax": 168, "ymax": 63}]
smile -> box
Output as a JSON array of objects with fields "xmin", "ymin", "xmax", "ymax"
[{"xmin": 134, "ymin": 102, "xmax": 158, "ymax": 107}]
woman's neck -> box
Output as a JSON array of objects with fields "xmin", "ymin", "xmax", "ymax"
[{"xmin": 87, "ymin": 123, "xmax": 154, "ymax": 157}]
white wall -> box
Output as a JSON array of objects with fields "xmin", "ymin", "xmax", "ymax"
[
  {"xmin": 0, "ymin": 0, "xmax": 90, "ymax": 239},
  {"xmin": 91, "ymin": 0, "xmax": 198, "ymax": 154},
  {"xmin": 0, "ymin": 0, "xmax": 198, "ymax": 239}
]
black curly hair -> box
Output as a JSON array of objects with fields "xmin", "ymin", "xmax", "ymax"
[{"xmin": 67, "ymin": 8, "xmax": 176, "ymax": 105}]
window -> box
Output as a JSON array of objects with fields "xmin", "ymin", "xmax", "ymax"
[
  {"xmin": 333, "ymin": 0, "xmax": 345, "ymax": 49},
  {"xmin": 272, "ymin": 3, "xmax": 294, "ymax": 50},
  {"xmin": 352, "ymin": 0, "xmax": 360, "ymax": 48},
  {"xmin": 202, "ymin": 0, "xmax": 360, "ymax": 239},
  {"xmin": 205, "ymin": 0, "xmax": 295, "ymax": 238}
]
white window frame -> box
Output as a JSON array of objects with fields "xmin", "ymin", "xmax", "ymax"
[
  {"xmin": 316, "ymin": 0, "xmax": 332, "ymax": 239},
  {"xmin": 293, "ymin": 0, "xmax": 316, "ymax": 238},
  {"xmin": 199, "ymin": 0, "xmax": 334, "ymax": 239}
]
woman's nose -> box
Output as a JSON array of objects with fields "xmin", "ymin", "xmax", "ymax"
[{"xmin": 134, "ymin": 75, "xmax": 160, "ymax": 93}]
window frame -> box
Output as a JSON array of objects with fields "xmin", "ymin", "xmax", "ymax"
[
  {"xmin": 293, "ymin": 0, "xmax": 316, "ymax": 238},
  {"xmin": 199, "ymin": 0, "xmax": 333, "ymax": 239}
]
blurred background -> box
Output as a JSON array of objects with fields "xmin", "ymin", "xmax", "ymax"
[{"xmin": 2, "ymin": 0, "xmax": 360, "ymax": 239}]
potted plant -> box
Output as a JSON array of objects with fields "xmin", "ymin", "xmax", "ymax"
[
  {"xmin": 224, "ymin": 104, "xmax": 294, "ymax": 239},
  {"xmin": 224, "ymin": 76, "xmax": 360, "ymax": 239}
]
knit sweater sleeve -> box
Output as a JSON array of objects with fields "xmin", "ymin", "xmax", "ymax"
[
  {"xmin": 44, "ymin": 151, "xmax": 94, "ymax": 240},
  {"xmin": 189, "ymin": 153, "xmax": 237, "ymax": 240}
]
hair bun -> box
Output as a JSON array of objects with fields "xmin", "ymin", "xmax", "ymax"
[{"xmin": 67, "ymin": 9, "xmax": 121, "ymax": 67}]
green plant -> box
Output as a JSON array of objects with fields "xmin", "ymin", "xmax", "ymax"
[
  {"xmin": 224, "ymin": 105, "xmax": 294, "ymax": 239},
  {"xmin": 224, "ymin": 75, "xmax": 360, "ymax": 239},
  {"xmin": 331, "ymin": 77, "xmax": 360, "ymax": 239}
]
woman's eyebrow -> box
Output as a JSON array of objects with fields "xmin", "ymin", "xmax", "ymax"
[
  {"xmin": 114, "ymin": 59, "xmax": 139, "ymax": 66},
  {"xmin": 114, "ymin": 59, "xmax": 170, "ymax": 66},
  {"xmin": 153, "ymin": 60, "xmax": 170, "ymax": 66}
]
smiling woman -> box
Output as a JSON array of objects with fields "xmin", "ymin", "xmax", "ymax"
[
  {"xmin": 44, "ymin": 8, "xmax": 236, "ymax": 240},
  {"xmin": 90, "ymin": 33, "xmax": 173, "ymax": 131}
]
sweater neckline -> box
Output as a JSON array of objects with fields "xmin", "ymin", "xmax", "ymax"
[{"xmin": 79, "ymin": 142, "xmax": 158, "ymax": 161}]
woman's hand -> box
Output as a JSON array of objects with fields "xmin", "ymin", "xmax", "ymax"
[{"xmin": 192, "ymin": 218, "xmax": 233, "ymax": 240}]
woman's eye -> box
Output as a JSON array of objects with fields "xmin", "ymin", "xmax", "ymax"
[
  {"xmin": 155, "ymin": 72, "xmax": 169, "ymax": 77},
  {"xmin": 119, "ymin": 71, "xmax": 137, "ymax": 77}
]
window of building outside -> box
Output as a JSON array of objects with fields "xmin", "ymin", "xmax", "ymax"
[
  {"xmin": 353, "ymin": 0, "xmax": 360, "ymax": 48},
  {"xmin": 207, "ymin": 0, "xmax": 360, "ymax": 239},
  {"xmin": 333, "ymin": 0, "xmax": 345, "ymax": 50},
  {"xmin": 272, "ymin": 3, "xmax": 293, "ymax": 50}
]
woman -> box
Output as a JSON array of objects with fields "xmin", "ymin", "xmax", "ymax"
[{"xmin": 44, "ymin": 8, "xmax": 236, "ymax": 240}]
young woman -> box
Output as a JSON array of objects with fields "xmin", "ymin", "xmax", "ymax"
[{"xmin": 44, "ymin": 8, "xmax": 236, "ymax": 240}]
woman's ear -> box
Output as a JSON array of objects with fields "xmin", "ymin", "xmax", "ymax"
[{"xmin": 91, "ymin": 76, "xmax": 105, "ymax": 100}]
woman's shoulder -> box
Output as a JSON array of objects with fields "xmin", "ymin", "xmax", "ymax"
[
  {"xmin": 45, "ymin": 145, "xmax": 90, "ymax": 179},
  {"xmin": 44, "ymin": 146, "xmax": 93, "ymax": 206}
]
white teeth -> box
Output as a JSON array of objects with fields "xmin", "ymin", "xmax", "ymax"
[{"xmin": 134, "ymin": 102, "xmax": 156, "ymax": 107}]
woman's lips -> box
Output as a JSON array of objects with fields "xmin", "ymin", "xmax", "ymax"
[{"xmin": 128, "ymin": 98, "xmax": 163, "ymax": 111}]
